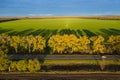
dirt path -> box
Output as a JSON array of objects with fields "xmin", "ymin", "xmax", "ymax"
[{"xmin": 0, "ymin": 74, "xmax": 120, "ymax": 80}]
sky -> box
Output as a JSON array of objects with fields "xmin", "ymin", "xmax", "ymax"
[{"xmin": 0, "ymin": 0, "xmax": 120, "ymax": 16}]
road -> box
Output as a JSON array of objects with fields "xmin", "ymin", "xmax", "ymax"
[{"xmin": 8, "ymin": 54, "xmax": 120, "ymax": 60}]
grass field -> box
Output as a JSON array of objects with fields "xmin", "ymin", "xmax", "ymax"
[
  {"xmin": 42, "ymin": 59, "xmax": 120, "ymax": 65},
  {"xmin": 0, "ymin": 18, "xmax": 120, "ymax": 38}
]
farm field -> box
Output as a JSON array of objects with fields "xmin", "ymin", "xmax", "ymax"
[
  {"xmin": 0, "ymin": 18, "xmax": 120, "ymax": 38},
  {"xmin": 0, "ymin": 18, "xmax": 120, "ymax": 75}
]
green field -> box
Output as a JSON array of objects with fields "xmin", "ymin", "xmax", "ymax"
[{"xmin": 0, "ymin": 18, "xmax": 120, "ymax": 38}]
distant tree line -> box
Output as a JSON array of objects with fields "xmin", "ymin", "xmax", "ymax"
[
  {"xmin": 1, "ymin": 16, "xmax": 120, "ymax": 20},
  {"xmin": 0, "ymin": 34, "xmax": 120, "ymax": 55},
  {"xmin": 0, "ymin": 18, "xmax": 19, "ymax": 23}
]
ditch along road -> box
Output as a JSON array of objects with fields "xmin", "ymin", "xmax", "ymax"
[
  {"xmin": 8, "ymin": 55, "xmax": 120, "ymax": 60},
  {"xmin": 0, "ymin": 74, "xmax": 120, "ymax": 80}
]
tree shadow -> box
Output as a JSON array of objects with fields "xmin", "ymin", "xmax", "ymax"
[
  {"xmin": 51, "ymin": 29, "xmax": 58, "ymax": 35},
  {"xmin": 8, "ymin": 31, "xmax": 18, "ymax": 36},
  {"xmin": 59, "ymin": 29, "xmax": 78, "ymax": 37},
  {"xmin": 0, "ymin": 28, "xmax": 13, "ymax": 34},
  {"xmin": 7, "ymin": 29, "xmax": 58, "ymax": 40},
  {"xmin": 40, "ymin": 29, "xmax": 53, "ymax": 39},
  {"xmin": 100, "ymin": 29, "xmax": 113, "ymax": 36},
  {"xmin": 99, "ymin": 28, "xmax": 120, "ymax": 37},
  {"xmin": 83, "ymin": 29, "xmax": 96, "ymax": 37},
  {"xmin": 59, "ymin": 29, "xmax": 69, "ymax": 35},
  {"xmin": 109, "ymin": 28, "xmax": 120, "ymax": 35},
  {"xmin": 76, "ymin": 29, "xmax": 83, "ymax": 36},
  {"xmin": 8, "ymin": 29, "xmax": 34, "ymax": 36},
  {"xmin": 71, "ymin": 30, "xmax": 79, "ymax": 37},
  {"xmin": 16, "ymin": 29, "xmax": 34, "ymax": 36},
  {"xmin": 28, "ymin": 29, "xmax": 45, "ymax": 35},
  {"xmin": 95, "ymin": 32, "xmax": 103, "ymax": 35}
]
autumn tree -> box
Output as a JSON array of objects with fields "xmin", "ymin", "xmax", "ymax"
[
  {"xmin": 16, "ymin": 60, "xmax": 28, "ymax": 72},
  {"xmin": 90, "ymin": 35, "xmax": 105, "ymax": 54},
  {"xmin": 0, "ymin": 34, "xmax": 10, "ymax": 53},
  {"xmin": 23, "ymin": 35, "xmax": 33, "ymax": 53},
  {"xmin": 32, "ymin": 36, "xmax": 46, "ymax": 53},
  {"xmin": 9, "ymin": 35, "xmax": 46, "ymax": 54},
  {"xmin": 77, "ymin": 36, "xmax": 90, "ymax": 53},
  {"xmin": 27, "ymin": 59, "xmax": 41, "ymax": 72},
  {"xmin": 0, "ymin": 50, "xmax": 10, "ymax": 72},
  {"xmin": 10, "ymin": 61, "xmax": 17, "ymax": 71},
  {"xmin": 48, "ymin": 34, "xmax": 90, "ymax": 54},
  {"xmin": 107, "ymin": 35, "xmax": 120, "ymax": 54},
  {"xmin": 9, "ymin": 36, "xmax": 21, "ymax": 53}
]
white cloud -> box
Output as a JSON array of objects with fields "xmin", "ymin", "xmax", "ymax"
[
  {"xmin": 78, "ymin": 12, "xmax": 120, "ymax": 16},
  {"xmin": 28, "ymin": 13, "xmax": 53, "ymax": 16}
]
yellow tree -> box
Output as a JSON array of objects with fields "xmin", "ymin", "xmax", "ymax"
[
  {"xmin": 90, "ymin": 35, "xmax": 105, "ymax": 54},
  {"xmin": 20, "ymin": 36, "xmax": 28, "ymax": 52},
  {"xmin": 48, "ymin": 35, "xmax": 65, "ymax": 54},
  {"xmin": 32, "ymin": 36, "xmax": 46, "ymax": 53},
  {"xmin": 9, "ymin": 36, "xmax": 21, "ymax": 53},
  {"xmin": 0, "ymin": 34, "xmax": 10, "ymax": 53},
  {"xmin": 107, "ymin": 35, "xmax": 120, "ymax": 54},
  {"xmin": 48, "ymin": 34, "xmax": 90, "ymax": 54},
  {"xmin": 77, "ymin": 36, "xmax": 90, "ymax": 53},
  {"xmin": 26, "ymin": 35, "xmax": 34, "ymax": 53}
]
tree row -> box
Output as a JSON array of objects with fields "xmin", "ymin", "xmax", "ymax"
[{"xmin": 0, "ymin": 34, "xmax": 120, "ymax": 54}]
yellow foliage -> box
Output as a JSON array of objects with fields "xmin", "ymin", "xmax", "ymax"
[
  {"xmin": 90, "ymin": 35, "xmax": 105, "ymax": 54},
  {"xmin": 107, "ymin": 35, "xmax": 120, "ymax": 53},
  {"xmin": 48, "ymin": 34, "xmax": 90, "ymax": 54}
]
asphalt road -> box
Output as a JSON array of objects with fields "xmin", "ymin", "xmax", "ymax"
[
  {"xmin": 8, "ymin": 55, "xmax": 120, "ymax": 60},
  {"xmin": 0, "ymin": 74, "xmax": 120, "ymax": 80}
]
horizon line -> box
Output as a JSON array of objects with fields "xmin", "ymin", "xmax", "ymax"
[{"xmin": 0, "ymin": 15, "xmax": 120, "ymax": 17}]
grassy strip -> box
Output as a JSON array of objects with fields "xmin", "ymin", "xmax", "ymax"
[{"xmin": 41, "ymin": 60, "xmax": 120, "ymax": 65}]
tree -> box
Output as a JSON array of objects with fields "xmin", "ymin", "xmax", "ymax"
[
  {"xmin": 0, "ymin": 34, "xmax": 9, "ymax": 53},
  {"xmin": 77, "ymin": 36, "xmax": 90, "ymax": 53},
  {"xmin": 0, "ymin": 50, "xmax": 10, "ymax": 72},
  {"xmin": 48, "ymin": 34, "xmax": 90, "ymax": 54},
  {"xmin": 90, "ymin": 35, "xmax": 105, "ymax": 54},
  {"xmin": 9, "ymin": 36, "xmax": 21, "ymax": 53},
  {"xmin": 21, "ymin": 35, "xmax": 46, "ymax": 53},
  {"xmin": 27, "ymin": 59, "xmax": 41, "ymax": 72},
  {"xmin": 107, "ymin": 35, "xmax": 120, "ymax": 54},
  {"xmin": 16, "ymin": 60, "xmax": 28, "ymax": 72},
  {"xmin": 32, "ymin": 36, "xmax": 46, "ymax": 53},
  {"xmin": 10, "ymin": 61, "xmax": 17, "ymax": 71}
]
